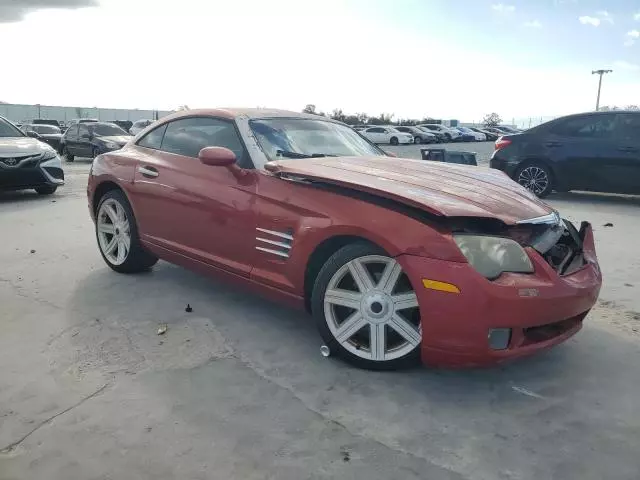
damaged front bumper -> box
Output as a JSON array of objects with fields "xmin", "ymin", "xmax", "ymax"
[{"xmin": 397, "ymin": 222, "xmax": 601, "ymax": 367}]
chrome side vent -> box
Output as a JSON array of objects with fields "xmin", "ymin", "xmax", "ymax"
[{"xmin": 256, "ymin": 227, "xmax": 293, "ymax": 258}]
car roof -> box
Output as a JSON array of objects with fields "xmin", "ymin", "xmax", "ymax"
[{"xmin": 158, "ymin": 108, "xmax": 344, "ymax": 124}]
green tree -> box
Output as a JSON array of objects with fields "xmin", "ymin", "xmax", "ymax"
[
  {"xmin": 330, "ymin": 108, "xmax": 346, "ymax": 122},
  {"xmin": 302, "ymin": 104, "xmax": 316, "ymax": 114},
  {"xmin": 482, "ymin": 112, "xmax": 502, "ymax": 127}
]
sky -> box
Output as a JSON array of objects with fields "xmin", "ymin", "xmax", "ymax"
[{"xmin": 0, "ymin": 0, "xmax": 639, "ymax": 123}]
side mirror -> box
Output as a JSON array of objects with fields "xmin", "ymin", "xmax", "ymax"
[
  {"xmin": 199, "ymin": 146, "xmax": 236, "ymax": 166},
  {"xmin": 26, "ymin": 131, "xmax": 41, "ymax": 139}
]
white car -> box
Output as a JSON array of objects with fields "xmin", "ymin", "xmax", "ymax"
[
  {"xmin": 360, "ymin": 126, "xmax": 413, "ymax": 145},
  {"xmin": 130, "ymin": 119, "xmax": 154, "ymax": 136},
  {"xmin": 417, "ymin": 124, "xmax": 461, "ymax": 142}
]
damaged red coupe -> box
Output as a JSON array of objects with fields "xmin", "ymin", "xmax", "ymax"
[{"xmin": 87, "ymin": 109, "xmax": 601, "ymax": 369}]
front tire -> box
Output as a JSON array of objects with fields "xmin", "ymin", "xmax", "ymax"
[
  {"xmin": 414, "ymin": 136, "xmax": 422, "ymax": 145},
  {"xmin": 311, "ymin": 242, "xmax": 421, "ymax": 370},
  {"xmin": 62, "ymin": 146, "xmax": 74, "ymax": 162},
  {"xmin": 35, "ymin": 185, "xmax": 57, "ymax": 195},
  {"xmin": 390, "ymin": 137, "xmax": 399, "ymax": 146},
  {"xmin": 515, "ymin": 162, "xmax": 554, "ymax": 198},
  {"xmin": 95, "ymin": 190, "xmax": 158, "ymax": 273},
  {"xmin": 92, "ymin": 147, "xmax": 100, "ymax": 159}
]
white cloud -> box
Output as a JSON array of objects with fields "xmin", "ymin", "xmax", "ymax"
[
  {"xmin": 625, "ymin": 29, "xmax": 640, "ymax": 46},
  {"xmin": 491, "ymin": 3, "xmax": 515, "ymax": 13},
  {"xmin": 523, "ymin": 20, "xmax": 542, "ymax": 28},
  {"xmin": 596, "ymin": 10, "xmax": 614, "ymax": 24},
  {"xmin": 613, "ymin": 60, "xmax": 640, "ymax": 71},
  {"xmin": 579, "ymin": 15, "xmax": 600, "ymax": 26}
]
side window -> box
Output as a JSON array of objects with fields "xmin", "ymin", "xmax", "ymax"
[
  {"xmin": 65, "ymin": 125, "xmax": 77, "ymax": 137},
  {"xmin": 369, "ymin": 127, "xmax": 384, "ymax": 133},
  {"xmin": 616, "ymin": 114, "xmax": 640, "ymax": 142},
  {"xmin": 160, "ymin": 117, "xmax": 246, "ymax": 162},
  {"xmin": 137, "ymin": 124, "xmax": 167, "ymax": 150},
  {"xmin": 551, "ymin": 115, "xmax": 615, "ymax": 139},
  {"xmin": 78, "ymin": 124, "xmax": 89, "ymax": 138}
]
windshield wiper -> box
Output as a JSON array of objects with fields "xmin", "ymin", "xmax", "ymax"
[{"xmin": 275, "ymin": 149, "xmax": 336, "ymax": 159}]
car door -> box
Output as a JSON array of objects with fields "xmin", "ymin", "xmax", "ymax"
[
  {"xmin": 128, "ymin": 116, "xmax": 256, "ymax": 277},
  {"xmin": 543, "ymin": 113, "xmax": 616, "ymax": 191},
  {"xmin": 77, "ymin": 124, "xmax": 93, "ymax": 157},
  {"xmin": 362, "ymin": 127, "xmax": 379, "ymax": 143},
  {"xmin": 604, "ymin": 113, "xmax": 640, "ymax": 194},
  {"xmin": 63, "ymin": 125, "xmax": 79, "ymax": 154}
]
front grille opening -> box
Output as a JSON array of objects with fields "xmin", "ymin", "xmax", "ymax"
[{"xmin": 522, "ymin": 311, "xmax": 588, "ymax": 345}]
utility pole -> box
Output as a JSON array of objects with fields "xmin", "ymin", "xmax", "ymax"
[{"xmin": 592, "ymin": 69, "xmax": 612, "ymax": 111}]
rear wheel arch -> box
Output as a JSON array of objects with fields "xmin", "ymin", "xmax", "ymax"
[{"xmin": 516, "ymin": 157, "xmax": 557, "ymax": 182}]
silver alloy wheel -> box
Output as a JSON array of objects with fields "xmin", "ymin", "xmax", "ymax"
[
  {"xmin": 97, "ymin": 198, "xmax": 131, "ymax": 265},
  {"xmin": 323, "ymin": 255, "xmax": 421, "ymax": 362},
  {"xmin": 517, "ymin": 166, "xmax": 549, "ymax": 195}
]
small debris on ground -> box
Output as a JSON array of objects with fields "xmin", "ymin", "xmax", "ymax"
[
  {"xmin": 51, "ymin": 200, "xmax": 56, "ymax": 203},
  {"xmin": 30, "ymin": 249, "xmax": 36, "ymax": 254},
  {"xmin": 603, "ymin": 222, "xmax": 614, "ymax": 227},
  {"xmin": 625, "ymin": 283, "xmax": 633, "ymax": 287},
  {"xmin": 157, "ymin": 324, "xmax": 168, "ymax": 335},
  {"xmin": 185, "ymin": 304, "xmax": 193, "ymax": 313},
  {"xmin": 340, "ymin": 447, "xmax": 351, "ymax": 462}
]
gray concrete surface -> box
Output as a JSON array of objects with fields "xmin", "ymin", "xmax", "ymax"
[{"xmin": 1, "ymin": 160, "xmax": 639, "ymax": 480}]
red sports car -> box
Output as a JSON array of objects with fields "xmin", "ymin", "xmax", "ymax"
[{"xmin": 87, "ymin": 109, "xmax": 601, "ymax": 369}]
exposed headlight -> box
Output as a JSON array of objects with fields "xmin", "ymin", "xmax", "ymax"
[
  {"xmin": 41, "ymin": 149, "xmax": 57, "ymax": 160},
  {"xmin": 453, "ymin": 235, "xmax": 534, "ymax": 279},
  {"xmin": 104, "ymin": 141, "xmax": 120, "ymax": 149}
]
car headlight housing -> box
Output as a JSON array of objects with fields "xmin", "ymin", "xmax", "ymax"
[
  {"xmin": 453, "ymin": 235, "xmax": 534, "ymax": 279},
  {"xmin": 104, "ymin": 141, "xmax": 120, "ymax": 149},
  {"xmin": 40, "ymin": 149, "xmax": 57, "ymax": 160}
]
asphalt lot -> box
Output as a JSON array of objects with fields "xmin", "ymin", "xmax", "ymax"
[{"xmin": 1, "ymin": 150, "xmax": 640, "ymax": 480}]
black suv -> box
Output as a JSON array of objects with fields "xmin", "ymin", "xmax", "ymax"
[{"xmin": 490, "ymin": 111, "xmax": 640, "ymax": 197}]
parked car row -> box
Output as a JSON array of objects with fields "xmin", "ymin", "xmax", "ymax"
[{"xmin": 353, "ymin": 123, "xmax": 522, "ymax": 144}]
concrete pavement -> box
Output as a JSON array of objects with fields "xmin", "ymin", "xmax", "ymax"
[{"xmin": 1, "ymin": 160, "xmax": 639, "ymax": 480}]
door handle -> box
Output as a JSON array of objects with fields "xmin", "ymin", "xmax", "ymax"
[
  {"xmin": 617, "ymin": 146, "xmax": 638, "ymax": 152},
  {"xmin": 545, "ymin": 141, "xmax": 562, "ymax": 147},
  {"xmin": 138, "ymin": 165, "xmax": 159, "ymax": 178}
]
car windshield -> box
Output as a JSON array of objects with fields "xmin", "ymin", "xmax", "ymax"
[
  {"xmin": 250, "ymin": 118, "xmax": 385, "ymax": 161},
  {"xmin": 90, "ymin": 123, "xmax": 130, "ymax": 137},
  {"xmin": 0, "ymin": 118, "xmax": 24, "ymax": 137},
  {"xmin": 33, "ymin": 125, "xmax": 61, "ymax": 134}
]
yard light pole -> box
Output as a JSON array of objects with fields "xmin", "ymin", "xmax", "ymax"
[{"xmin": 592, "ymin": 69, "xmax": 612, "ymax": 111}]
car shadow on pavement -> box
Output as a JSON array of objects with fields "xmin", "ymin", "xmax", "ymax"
[
  {"xmin": 0, "ymin": 190, "xmax": 58, "ymax": 204},
  {"xmin": 64, "ymin": 261, "xmax": 630, "ymax": 403}
]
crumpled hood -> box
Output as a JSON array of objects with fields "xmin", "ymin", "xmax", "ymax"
[
  {"xmin": 99, "ymin": 135, "xmax": 131, "ymax": 145},
  {"xmin": 0, "ymin": 137, "xmax": 52, "ymax": 157},
  {"xmin": 265, "ymin": 156, "xmax": 552, "ymax": 224}
]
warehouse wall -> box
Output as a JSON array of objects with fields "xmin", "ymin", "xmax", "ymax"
[{"xmin": 0, "ymin": 103, "xmax": 173, "ymax": 123}]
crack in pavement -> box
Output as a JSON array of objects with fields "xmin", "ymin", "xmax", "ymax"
[{"xmin": 0, "ymin": 384, "xmax": 110, "ymax": 454}]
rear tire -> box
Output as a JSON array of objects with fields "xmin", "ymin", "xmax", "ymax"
[
  {"xmin": 35, "ymin": 185, "xmax": 57, "ymax": 195},
  {"xmin": 311, "ymin": 242, "xmax": 421, "ymax": 370},
  {"xmin": 62, "ymin": 146, "xmax": 74, "ymax": 162},
  {"xmin": 515, "ymin": 162, "xmax": 554, "ymax": 198},
  {"xmin": 95, "ymin": 190, "xmax": 158, "ymax": 273},
  {"xmin": 93, "ymin": 147, "xmax": 100, "ymax": 159},
  {"xmin": 390, "ymin": 137, "xmax": 399, "ymax": 146}
]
